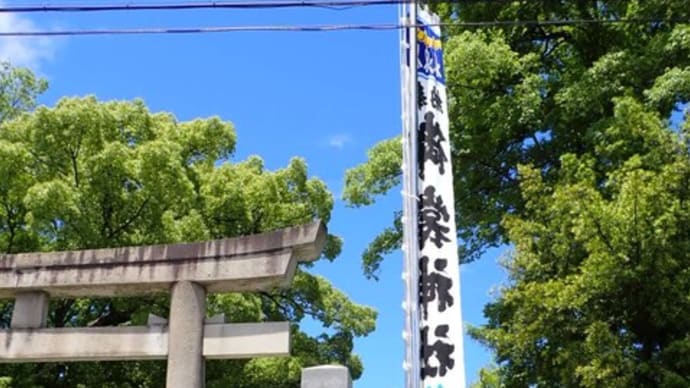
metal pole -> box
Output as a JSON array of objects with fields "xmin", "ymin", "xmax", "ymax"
[
  {"xmin": 408, "ymin": 3, "xmax": 420, "ymax": 388},
  {"xmin": 400, "ymin": 1, "xmax": 420, "ymax": 387},
  {"xmin": 398, "ymin": 2, "xmax": 412, "ymax": 385}
]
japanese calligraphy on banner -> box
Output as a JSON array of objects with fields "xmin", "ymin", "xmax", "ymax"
[{"xmin": 415, "ymin": 8, "xmax": 466, "ymax": 388}]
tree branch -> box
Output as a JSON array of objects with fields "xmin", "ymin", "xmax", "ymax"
[{"xmin": 106, "ymin": 197, "xmax": 150, "ymax": 240}]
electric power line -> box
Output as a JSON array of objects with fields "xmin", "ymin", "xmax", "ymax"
[
  {"xmin": 1, "ymin": 24, "xmax": 403, "ymax": 37},
  {"xmin": 2, "ymin": 0, "xmax": 406, "ymax": 12},
  {"xmin": 1, "ymin": 18, "xmax": 689, "ymax": 37},
  {"xmin": 0, "ymin": 0, "xmax": 659, "ymax": 13}
]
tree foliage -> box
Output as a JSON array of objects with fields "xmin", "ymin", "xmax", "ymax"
[
  {"xmin": 0, "ymin": 62, "xmax": 47, "ymax": 124},
  {"xmin": 345, "ymin": 0, "xmax": 690, "ymax": 273},
  {"xmin": 343, "ymin": 0, "xmax": 690, "ymax": 385},
  {"xmin": 473, "ymin": 99, "xmax": 690, "ymax": 386},
  {"xmin": 0, "ymin": 63, "xmax": 375, "ymax": 387},
  {"xmin": 470, "ymin": 365, "xmax": 502, "ymax": 388}
]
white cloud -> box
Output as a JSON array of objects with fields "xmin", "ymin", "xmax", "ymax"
[
  {"xmin": 327, "ymin": 133, "xmax": 352, "ymax": 149},
  {"xmin": 0, "ymin": 6, "xmax": 55, "ymax": 70}
]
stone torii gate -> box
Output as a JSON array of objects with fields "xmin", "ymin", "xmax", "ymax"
[{"xmin": 0, "ymin": 221, "xmax": 325, "ymax": 388}]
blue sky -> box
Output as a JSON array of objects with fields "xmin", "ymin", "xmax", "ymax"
[{"xmin": 1, "ymin": 2, "xmax": 507, "ymax": 386}]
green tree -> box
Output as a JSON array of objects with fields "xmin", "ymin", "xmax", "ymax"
[
  {"xmin": 345, "ymin": 1, "xmax": 690, "ymax": 275},
  {"xmin": 473, "ymin": 102, "xmax": 690, "ymax": 386},
  {"xmin": 470, "ymin": 364, "xmax": 502, "ymax": 388},
  {"xmin": 0, "ymin": 62, "xmax": 47, "ymax": 124},
  {"xmin": 344, "ymin": 0, "xmax": 690, "ymax": 385},
  {"xmin": 0, "ymin": 85, "xmax": 375, "ymax": 385}
]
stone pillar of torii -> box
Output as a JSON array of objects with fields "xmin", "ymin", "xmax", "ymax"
[{"xmin": 0, "ymin": 221, "xmax": 326, "ymax": 388}]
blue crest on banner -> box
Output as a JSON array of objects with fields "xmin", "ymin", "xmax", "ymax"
[{"xmin": 415, "ymin": 23, "xmax": 445, "ymax": 85}]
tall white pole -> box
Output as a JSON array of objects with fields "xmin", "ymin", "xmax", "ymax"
[
  {"xmin": 400, "ymin": 1, "xmax": 420, "ymax": 387},
  {"xmin": 408, "ymin": 3, "xmax": 420, "ymax": 388}
]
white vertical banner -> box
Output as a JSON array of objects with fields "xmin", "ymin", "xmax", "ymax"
[{"xmin": 415, "ymin": 7, "xmax": 466, "ymax": 388}]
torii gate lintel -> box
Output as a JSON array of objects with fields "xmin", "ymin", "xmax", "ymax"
[{"xmin": 0, "ymin": 220, "xmax": 326, "ymax": 388}]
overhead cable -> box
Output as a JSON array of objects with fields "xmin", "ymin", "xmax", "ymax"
[
  {"xmin": 0, "ymin": 1, "xmax": 505, "ymax": 13},
  {"xmin": 3, "ymin": 0, "xmax": 403, "ymax": 12},
  {"xmin": 1, "ymin": 18, "xmax": 689, "ymax": 37},
  {"xmin": 1, "ymin": 24, "xmax": 403, "ymax": 36},
  {"xmin": 0, "ymin": 0, "xmax": 674, "ymax": 14}
]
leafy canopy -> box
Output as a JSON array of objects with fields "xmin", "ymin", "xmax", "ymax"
[
  {"xmin": 0, "ymin": 63, "xmax": 375, "ymax": 387},
  {"xmin": 343, "ymin": 1, "xmax": 690, "ymax": 386},
  {"xmin": 473, "ymin": 98, "xmax": 690, "ymax": 387},
  {"xmin": 344, "ymin": 0, "xmax": 690, "ymax": 276}
]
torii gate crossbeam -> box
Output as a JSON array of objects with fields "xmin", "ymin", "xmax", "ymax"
[{"xmin": 0, "ymin": 221, "xmax": 326, "ymax": 388}]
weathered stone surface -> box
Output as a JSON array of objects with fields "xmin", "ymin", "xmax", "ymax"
[
  {"xmin": 0, "ymin": 221, "xmax": 326, "ymax": 297},
  {"xmin": 10, "ymin": 291, "xmax": 48, "ymax": 329},
  {"xmin": 0, "ymin": 326, "xmax": 169, "ymax": 362},
  {"xmin": 147, "ymin": 313, "xmax": 168, "ymax": 326},
  {"xmin": 205, "ymin": 313, "xmax": 225, "ymax": 324},
  {"xmin": 204, "ymin": 321, "xmax": 290, "ymax": 359},
  {"xmin": 301, "ymin": 365, "xmax": 352, "ymax": 388},
  {"xmin": 0, "ymin": 322, "xmax": 291, "ymax": 362},
  {"xmin": 0, "ymin": 222, "xmax": 322, "ymax": 387},
  {"xmin": 166, "ymin": 281, "xmax": 206, "ymax": 388}
]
